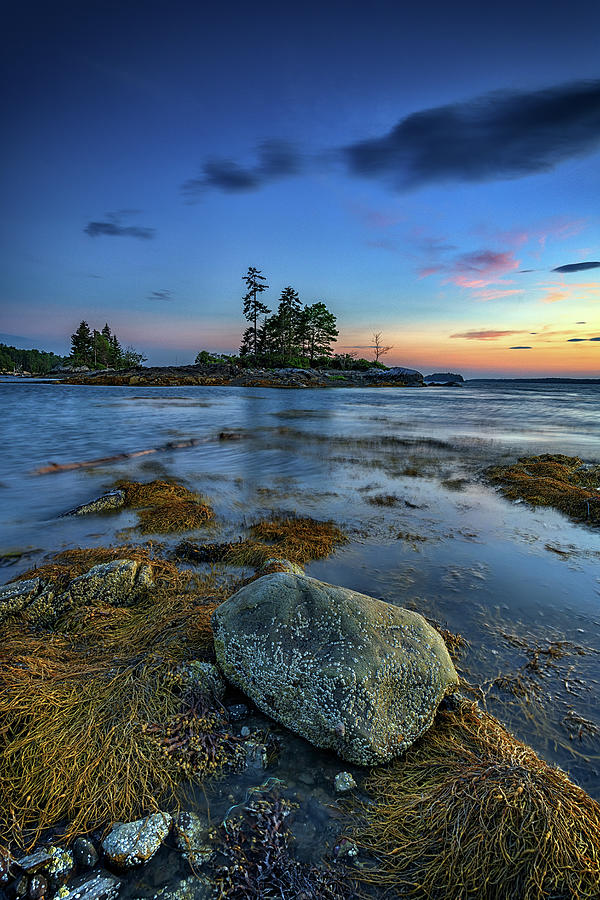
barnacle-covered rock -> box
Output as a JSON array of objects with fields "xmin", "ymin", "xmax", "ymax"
[
  {"xmin": 60, "ymin": 490, "xmax": 126, "ymax": 517},
  {"xmin": 173, "ymin": 812, "xmax": 212, "ymax": 867},
  {"xmin": 64, "ymin": 559, "xmax": 154, "ymax": 606},
  {"xmin": 212, "ymin": 573, "xmax": 458, "ymax": 765},
  {"xmin": 102, "ymin": 813, "xmax": 172, "ymax": 868},
  {"xmin": 0, "ymin": 578, "xmax": 46, "ymax": 624}
]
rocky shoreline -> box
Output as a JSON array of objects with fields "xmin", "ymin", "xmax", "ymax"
[
  {"xmin": 1, "ymin": 468, "xmax": 599, "ymax": 899},
  {"xmin": 56, "ymin": 363, "xmax": 429, "ymax": 388}
]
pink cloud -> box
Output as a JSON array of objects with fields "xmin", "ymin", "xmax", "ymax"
[{"xmin": 450, "ymin": 329, "xmax": 528, "ymax": 340}]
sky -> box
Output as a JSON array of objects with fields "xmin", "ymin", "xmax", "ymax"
[{"xmin": 1, "ymin": 0, "xmax": 599, "ymax": 377}]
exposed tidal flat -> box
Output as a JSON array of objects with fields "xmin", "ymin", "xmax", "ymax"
[{"xmin": 1, "ymin": 378, "xmax": 599, "ymax": 898}]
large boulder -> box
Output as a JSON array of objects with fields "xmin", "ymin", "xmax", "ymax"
[{"xmin": 212, "ymin": 573, "xmax": 458, "ymax": 765}]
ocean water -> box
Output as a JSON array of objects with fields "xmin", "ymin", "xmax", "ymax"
[{"xmin": 1, "ymin": 378, "xmax": 599, "ymax": 883}]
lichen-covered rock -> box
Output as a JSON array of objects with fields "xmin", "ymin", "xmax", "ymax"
[
  {"xmin": 0, "ymin": 578, "xmax": 45, "ymax": 624},
  {"xmin": 102, "ymin": 813, "xmax": 172, "ymax": 868},
  {"xmin": 212, "ymin": 573, "xmax": 459, "ymax": 765},
  {"xmin": 65, "ymin": 560, "xmax": 153, "ymax": 606},
  {"xmin": 60, "ymin": 490, "xmax": 126, "ymax": 517},
  {"xmin": 45, "ymin": 846, "xmax": 74, "ymax": 890}
]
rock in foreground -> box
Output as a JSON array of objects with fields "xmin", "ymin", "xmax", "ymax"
[{"xmin": 212, "ymin": 573, "xmax": 458, "ymax": 765}]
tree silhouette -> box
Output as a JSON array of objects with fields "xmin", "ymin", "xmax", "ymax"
[
  {"xmin": 242, "ymin": 267, "xmax": 270, "ymax": 359},
  {"xmin": 372, "ymin": 331, "xmax": 393, "ymax": 363}
]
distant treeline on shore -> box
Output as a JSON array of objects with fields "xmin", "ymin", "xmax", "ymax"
[{"xmin": 0, "ymin": 342, "xmax": 66, "ymax": 375}]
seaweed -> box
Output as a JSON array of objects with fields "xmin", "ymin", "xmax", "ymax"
[
  {"xmin": 115, "ymin": 479, "xmax": 215, "ymax": 533},
  {"xmin": 225, "ymin": 516, "xmax": 347, "ymax": 567},
  {"xmin": 351, "ymin": 701, "xmax": 600, "ymax": 899},
  {"xmin": 486, "ymin": 453, "xmax": 600, "ymax": 524},
  {"xmin": 214, "ymin": 789, "xmax": 350, "ymax": 899},
  {"xmin": 0, "ymin": 565, "xmax": 229, "ymax": 849}
]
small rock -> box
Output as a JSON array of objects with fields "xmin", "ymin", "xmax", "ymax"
[
  {"xmin": 14, "ymin": 875, "xmax": 29, "ymax": 898},
  {"xmin": 333, "ymin": 838, "xmax": 359, "ymax": 860},
  {"xmin": 14, "ymin": 850, "xmax": 52, "ymax": 876},
  {"xmin": 240, "ymin": 726, "xmax": 251, "ymax": 738},
  {"xmin": 73, "ymin": 838, "xmax": 99, "ymax": 870},
  {"xmin": 225, "ymin": 703, "xmax": 248, "ymax": 722},
  {"xmin": 173, "ymin": 813, "xmax": 212, "ymax": 867},
  {"xmin": 334, "ymin": 772, "xmax": 356, "ymax": 793},
  {"xmin": 151, "ymin": 875, "xmax": 212, "ymax": 900},
  {"xmin": 255, "ymin": 558, "xmax": 304, "ymax": 577},
  {"xmin": 242, "ymin": 739, "xmax": 268, "ymax": 770},
  {"xmin": 45, "ymin": 847, "xmax": 74, "ymax": 890},
  {"xmin": 28, "ymin": 875, "xmax": 48, "ymax": 900},
  {"xmin": 0, "ymin": 579, "xmax": 45, "ymax": 625},
  {"xmin": 53, "ymin": 872, "xmax": 121, "ymax": 900},
  {"xmin": 102, "ymin": 813, "xmax": 172, "ymax": 868}
]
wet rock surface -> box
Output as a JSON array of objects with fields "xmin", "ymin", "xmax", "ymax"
[
  {"xmin": 102, "ymin": 814, "xmax": 172, "ymax": 869},
  {"xmin": 213, "ymin": 572, "xmax": 459, "ymax": 765},
  {"xmin": 60, "ymin": 491, "xmax": 126, "ymax": 517}
]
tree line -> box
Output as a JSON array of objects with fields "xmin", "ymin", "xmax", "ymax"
[
  {"xmin": 0, "ymin": 343, "xmax": 66, "ymax": 375},
  {"xmin": 196, "ymin": 267, "xmax": 389, "ymax": 370},
  {"xmin": 69, "ymin": 321, "xmax": 146, "ymax": 369}
]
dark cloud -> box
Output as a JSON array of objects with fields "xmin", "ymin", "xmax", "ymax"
[
  {"xmin": 509, "ymin": 346, "xmax": 532, "ymax": 350},
  {"xmin": 184, "ymin": 79, "xmax": 600, "ymax": 196},
  {"xmin": 182, "ymin": 140, "xmax": 301, "ymax": 197},
  {"xmin": 343, "ymin": 80, "xmax": 600, "ymax": 189},
  {"xmin": 552, "ymin": 261, "xmax": 600, "ymax": 273},
  {"xmin": 567, "ymin": 338, "xmax": 586, "ymax": 342},
  {"xmin": 519, "ymin": 269, "xmax": 536, "ymax": 273},
  {"xmin": 576, "ymin": 321, "xmax": 587, "ymax": 324},
  {"xmin": 84, "ymin": 221, "xmax": 155, "ymax": 240},
  {"xmin": 590, "ymin": 336, "xmax": 600, "ymax": 341},
  {"xmin": 148, "ymin": 290, "xmax": 174, "ymax": 302}
]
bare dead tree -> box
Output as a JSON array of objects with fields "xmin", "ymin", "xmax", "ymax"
[{"xmin": 372, "ymin": 331, "xmax": 393, "ymax": 362}]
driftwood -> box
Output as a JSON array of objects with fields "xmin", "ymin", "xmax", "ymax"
[{"xmin": 32, "ymin": 438, "xmax": 205, "ymax": 475}]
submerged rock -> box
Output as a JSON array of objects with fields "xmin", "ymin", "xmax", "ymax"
[
  {"xmin": 150, "ymin": 875, "xmax": 212, "ymax": 900},
  {"xmin": 334, "ymin": 771, "xmax": 356, "ymax": 793},
  {"xmin": 212, "ymin": 573, "xmax": 459, "ymax": 765},
  {"xmin": 60, "ymin": 491, "xmax": 126, "ymax": 517},
  {"xmin": 102, "ymin": 813, "xmax": 172, "ymax": 868},
  {"xmin": 173, "ymin": 812, "xmax": 212, "ymax": 867}
]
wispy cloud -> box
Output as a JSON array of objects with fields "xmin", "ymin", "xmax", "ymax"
[
  {"xmin": 538, "ymin": 280, "xmax": 600, "ymax": 303},
  {"xmin": 84, "ymin": 211, "xmax": 155, "ymax": 240},
  {"xmin": 509, "ymin": 346, "xmax": 532, "ymax": 350},
  {"xmin": 148, "ymin": 290, "xmax": 174, "ymax": 302},
  {"xmin": 552, "ymin": 261, "xmax": 600, "ymax": 273},
  {"xmin": 450, "ymin": 329, "xmax": 528, "ymax": 340}
]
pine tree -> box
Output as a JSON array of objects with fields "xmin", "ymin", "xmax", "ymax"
[
  {"xmin": 242, "ymin": 267, "xmax": 270, "ymax": 359},
  {"xmin": 70, "ymin": 321, "xmax": 93, "ymax": 366},
  {"xmin": 273, "ymin": 285, "xmax": 302, "ymax": 364},
  {"xmin": 303, "ymin": 302, "xmax": 338, "ymax": 364}
]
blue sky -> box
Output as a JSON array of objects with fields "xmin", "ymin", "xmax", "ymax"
[{"xmin": 2, "ymin": 0, "xmax": 599, "ymax": 375}]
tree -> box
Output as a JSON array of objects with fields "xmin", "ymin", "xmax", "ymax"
[
  {"xmin": 70, "ymin": 321, "xmax": 93, "ymax": 366},
  {"xmin": 271, "ymin": 285, "xmax": 302, "ymax": 363},
  {"xmin": 302, "ymin": 302, "xmax": 338, "ymax": 364},
  {"xmin": 242, "ymin": 267, "xmax": 270, "ymax": 359},
  {"xmin": 120, "ymin": 346, "xmax": 147, "ymax": 367},
  {"xmin": 372, "ymin": 331, "xmax": 393, "ymax": 363}
]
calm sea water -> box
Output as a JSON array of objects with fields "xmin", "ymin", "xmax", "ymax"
[{"xmin": 1, "ymin": 379, "xmax": 599, "ymax": 868}]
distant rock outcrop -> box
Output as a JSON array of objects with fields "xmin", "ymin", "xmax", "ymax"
[
  {"xmin": 212, "ymin": 572, "xmax": 458, "ymax": 765},
  {"xmin": 424, "ymin": 372, "xmax": 464, "ymax": 384}
]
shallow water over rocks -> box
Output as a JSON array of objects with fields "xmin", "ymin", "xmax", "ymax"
[{"xmin": 1, "ymin": 378, "xmax": 599, "ymax": 893}]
